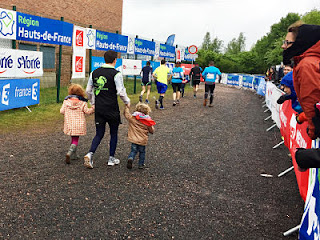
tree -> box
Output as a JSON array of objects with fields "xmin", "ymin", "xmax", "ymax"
[
  {"xmin": 302, "ymin": 9, "xmax": 320, "ymax": 25},
  {"xmin": 201, "ymin": 32, "xmax": 211, "ymax": 50},
  {"xmin": 225, "ymin": 32, "xmax": 246, "ymax": 55},
  {"xmin": 201, "ymin": 32, "xmax": 224, "ymax": 53}
]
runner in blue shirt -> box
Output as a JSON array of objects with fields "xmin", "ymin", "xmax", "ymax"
[
  {"xmin": 201, "ymin": 61, "xmax": 221, "ymax": 107},
  {"xmin": 171, "ymin": 62, "xmax": 184, "ymax": 106}
]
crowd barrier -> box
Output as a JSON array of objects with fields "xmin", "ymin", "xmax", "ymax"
[{"xmin": 221, "ymin": 74, "xmax": 319, "ymax": 239}]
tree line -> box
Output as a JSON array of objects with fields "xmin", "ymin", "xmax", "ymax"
[{"xmin": 196, "ymin": 9, "xmax": 320, "ymax": 74}]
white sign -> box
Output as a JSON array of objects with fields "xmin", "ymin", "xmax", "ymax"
[
  {"xmin": 73, "ymin": 25, "xmax": 86, "ymax": 48},
  {"xmin": 72, "ymin": 47, "xmax": 86, "ymax": 79},
  {"xmin": 0, "ymin": 48, "xmax": 43, "ymax": 78},
  {"xmin": 122, "ymin": 59, "xmax": 141, "ymax": 76},
  {"xmin": 188, "ymin": 45, "xmax": 198, "ymax": 54},
  {"xmin": 127, "ymin": 35, "xmax": 135, "ymax": 54},
  {"xmin": 85, "ymin": 28, "xmax": 96, "ymax": 49},
  {"xmin": 0, "ymin": 8, "xmax": 17, "ymax": 40}
]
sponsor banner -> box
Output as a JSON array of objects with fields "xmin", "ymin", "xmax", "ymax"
[
  {"xmin": 0, "ymin": 8, "xmax": 17, "ymax": 40},
  {"xmin": 142, "ymin": 60, "xmax": 160, "ymax": 72},
  {"xmin": 91, "ymin": 56, "xmax": 122, "ymax": 72},
  {"xmin": 279, "ymin": 100, "xmax": 311, "ymax": 201},
  {"xmin": 127, "ymin": 35, "xmax": 135, "ymax": 54},
  {"xmin": 135, "ymin": 38, "xmax": 155, "ymax": 56},
  {"xmin": 159, "ymin": 43, "xmax": 175, "ymax": 59},
  {"xmin": 265, "ymin": 82, "xmax": 282, "ymax": 128},
  {"xmin": 95, "ymin": 30, "xmax": 128, "ymax": 53},
  {"xmin": 181, "ymin": 63, "xmax": 192, "ymax": 76},
  {"xmin": 85, "ymin": 28, "xmax": 96, "ymax": 49},
  {"xmin": 176, "ymin": 48, "xmax": 182, "ymax": 62},
  {"xmin": 184, "ymin": 48, "xmax": 194, "ymax": 61},
  {"xmin": 73, "ymin": 25, "xmax": 85, "ymax": 48},
  {"xmin": 242, "ymin": 75, "xmax": 254, "ymax": 89},
  {"xmin": 0, "ymin": 78, "xmax": 40, "ymax": 111},
  {"xmin": 72, "ymin": 47, "xmax": 86, "ymax": 79},
  {"xmin": 166, "ymin": 62, "xmax": 174, "ymax": 73},
  {"xmin": 122, "ymin": 59, "xmax": 141, "ymax": 76},
  {"xmin": 256, "ymin": 78, "xmax": 266, "ymax": 96},
  {"xmin": 154, "ymin": 41, "xmax": 161, "ymax": 58},
  {"xmin": 227, "ymin": 74, "xmax": 239, "ymax": 86},
  {"xmin": 299, "ymin": 168, "xmax": 320, "ymax": 239},
  {"xmin": 16, "ymin": 12, "xmax": 73, "ymax": 46},
  {"xmin": 0, "ymin": 48, "xmax": 43, "ymax": 78}
]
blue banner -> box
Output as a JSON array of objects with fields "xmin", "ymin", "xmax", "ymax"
[
  {"xmin": 16, "ymin": 12, "xmax": 73, "ymax": 46},
  {"xmin": 0, "ymin": 78, "xmax": 40, "ymax": 111},
  {"xmin": 95, "ymin": 30, "xmax": 128, "ymax": 53},
  {"xmin": 242, "ymin": 75, "xmax": 254, "ymax": 89},
  {"xmin": 227, "ymin": 74, "xmax": 239, "ymax": 86},
  {"xmin": 184, "ymin": 48, "xmax": 193, "ymax": 61},
  {"xmin": 299, "ymin": 168, "xmax": 320, "ymax": 240},
  {"xmin": 257, "ymin": 78, "xmax": 266, "ymax": 96},
  {"xmin": 142, "ymin": 60, "xmax": 160, "ymax": 71},
  {"xmin": 159, "ymin": 44, "xmax": 175, "ymax": 59},
  {"xmin": 135, "ymin": 38, "xmax": 155, "ymax": 56},
  {"xmin": 91, "ymin": 56, "xmax": 122, "ymax": 72}
]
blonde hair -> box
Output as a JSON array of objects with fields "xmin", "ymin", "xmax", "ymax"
[
  {"xmin": 288, "ymin": 20, "xmax": 304, "ymax": 39},
  {"xmin": 68, "ymin": 83, "xmax": 86, "ymax": 97},
  {"xmin": 135, "ymin": 103, "xmax": 151, "ymax": 115}
]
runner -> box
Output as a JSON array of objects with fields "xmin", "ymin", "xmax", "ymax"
[{"xmin": 201, "ymin": 61, "xmax": 221, "ymax": 107}]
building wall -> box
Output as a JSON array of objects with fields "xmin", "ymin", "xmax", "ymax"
[{"xmin": 0, "ymin": 0, "xmax": 123, "ymax": 87}]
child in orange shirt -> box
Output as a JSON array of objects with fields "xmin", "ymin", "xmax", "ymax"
[{"xmin": 60, "ymin": 84, "xmax": 94, "ymax": 164}]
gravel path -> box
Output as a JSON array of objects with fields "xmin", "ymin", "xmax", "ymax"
[{"xmin": 0, "ymin": 84, "xmax": 304, "ymax": 239}]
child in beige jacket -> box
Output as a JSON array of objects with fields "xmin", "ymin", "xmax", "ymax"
[
  {"xmin": 124, "ymin": 103, "xmax": 155, "ymax": 169},
  {"xmin": 60, "ymin": 84, "xmax": 94, "ymax": 164}
]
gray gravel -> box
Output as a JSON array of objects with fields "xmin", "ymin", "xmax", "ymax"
[{"xmin": 0, "ymin": 84, "xmax": 304, "ymax": 239}]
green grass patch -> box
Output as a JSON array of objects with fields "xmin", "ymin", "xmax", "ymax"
[{"xmin": 0, "ymin": 80, "xmax": 192, "ymax": 134}]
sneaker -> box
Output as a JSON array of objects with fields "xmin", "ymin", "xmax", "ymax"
[
  {"xmin": 209, "ymin": 104, "xmax": 213, "ymax": 107},
  {"xmin": 176, "ymin": 100, "xmax": 180, "ymax": 105},
  {"xmin": 84, "ymin": 152, "xmax": 93, "ymax": 169},
  {"xmin": 155, "ymin": 100, "xmax": 159, "ymax": 109},
  {"xmin": 203, "ymin": 99, "xmax": 207, "ymax": 106},
  {"xmin": 108, "ymin": 156, "xmax": 120, "ymax": 166},
  {"xmin": 145, "ymin": 99, "xmax": 150, "ymax": 104},
  {"xmin": 159, "ymin": 106, "xmax": 164, "ymax": 110},
  {"xmin": 194, "ymin": 95, "xmax": 197, "ymax": 99},
  {"xmin": 173, "ymin": 102, "xmax": 176, "ymax": 106},
  {"xmin": 138, "ymin": 164, "xmax": 146, "ymax": 169},
  {"xmin": 127, "ymin": 158, "xmax": 133, "ymax": 169}
]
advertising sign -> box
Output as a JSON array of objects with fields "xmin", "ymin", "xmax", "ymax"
[
  {"xmin": 95, "ymin": 30, "xmax": 128, "ymax": 53},
  {"xmin": 71, "ymin": 48, "xmax": 86, "ymax": 79},
  {"xmin": 142, "ymin": 60, "xmax": 160, "ymax": 72},
  {"xmin": 91, "ymin": 56, "xmax": 122, "ymax": 72},
  {"xmin": 184, "ymin": 48, "xmax": 194, "ymax": 61},
  {"xmin": 0, "ymin": 48, "xmax": 43, "ymax": 78},
  {"xmin": 122, "ymin": 59, "xmax": 141, "ymax": 76},
  {"xmin": 85, "ymin": 28, "xmax": 96, "ymax": 49},
  {"xmin": 127, "ymin": 35, "xmax": 135, "ymax": 54},
  {"xmin": 134, "ymin": 38, "xmax": 155, "ymax": 56},
  {"xmin": 0, "ymin": 78, "xmax": 40, "ymax": 111},
  {"xmin": 0, "ymin": 8, "xmax": 17, "ymax": 40},
  {"xmin": 16, "ymin": 12, "xmax": 73, "ymax": 46},
  {"xmin": 159, "ymin": 43, "xmax": 175, "ymax": 59},
  {"xmin": 73, "ymin": 25, "xmax": 85, "ymax": 48}
]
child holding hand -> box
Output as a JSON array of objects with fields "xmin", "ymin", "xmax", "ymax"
[
  {"xmin": 60, "ymin": 84, "xmax": 94, "ymax": 164},
  {"xmin": 124, "ymin": 103, "xmax": 155, "ymax": 169}
]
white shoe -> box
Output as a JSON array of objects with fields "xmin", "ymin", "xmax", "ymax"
[
  {"xmin": 108, "ymin": 156, "xmax": 120, "ymax": 166},
  {"xmin": 84, "ymin": 152, "xmax": 93, "ymax": 169}
]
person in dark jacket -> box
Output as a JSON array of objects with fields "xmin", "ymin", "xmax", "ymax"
[
  {"xmin": 84, "ymin": 50, "xmax": 130, "ymax": 169},
  {"xmin": 189, "ymin": 63, "xmax": 202, "ymax": 98}
]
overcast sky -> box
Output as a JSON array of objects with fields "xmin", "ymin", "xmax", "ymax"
[{"xmin": 122, "ymin": 0, "xmax": 319, "ymax": 51}]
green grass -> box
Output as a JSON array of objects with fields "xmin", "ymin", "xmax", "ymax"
[{"xmin": 0, "ymin": 79, "xmax": 192, "ymax": 134}]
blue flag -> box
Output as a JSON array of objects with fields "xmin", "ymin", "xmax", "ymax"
[{"xmin": 165, "ymin": 34, "xmax": 175, "ymax": 46}]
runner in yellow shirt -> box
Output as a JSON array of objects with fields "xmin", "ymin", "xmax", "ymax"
[{"xmin": 153, "ymin": 59, "xmax": 171, "ymax": 109}]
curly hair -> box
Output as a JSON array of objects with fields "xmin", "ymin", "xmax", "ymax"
[
  {"xmin": 68, "ymin": 83, "xmax": 86, "ymax": 97},
  {"xmin": 135, "ymin": 103, "xmax": 151, "ymax": 115}
]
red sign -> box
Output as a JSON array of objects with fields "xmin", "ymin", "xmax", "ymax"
[
  {"xmin": 188, "ymin": 45, "xmax": 198, "ymax": 54},
  {"xmin": 75, "ymin": 30, "xmax": 84, "ymax": 47},
  {"xmin": 75, "ymin": 56, "xmax": 83, "ymax": 72}
]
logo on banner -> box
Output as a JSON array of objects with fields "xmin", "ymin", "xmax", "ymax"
[
  {"xmin": 32, "ymin": 82, "xmax": 38, "ymax": 101},
  {"xmin": 75, "ymin": 29, "xmax": 83, "ymax": 47},
  {"xmin": 86, "ymin": 29, "xmax": 95, "ymax": 48},
  {"xmin": 0, "ymin": 54, "xmax": 13, "ymax": 74},
  {"xmin": 0, "ymin": 10, "xmax": 15, "ymax": 37},
  {"xmin": 1, "ymin": 83, "xmax": 10, "ymax": 105},
  {"xmin": 17, "ymin": 56, "xmax": 41, "ymax": 74},
  {"xmin": 75, "ymin": 56, "xmax": 83, "ymax": 72}
]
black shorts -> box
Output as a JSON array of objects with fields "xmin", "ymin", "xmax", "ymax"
[
  {"xmin": 172, "ymin": 82, "xmax": 182, "ymax": 93},
  {"xmin": 141, "ymin": 81, "xmax": 152, "ymax": 86},
  {"xmin": 95, "ymin": 111, "xmax": 121, "ymax": 126},
  {"xmin": 192, "ymin": 79, "xmax": 200, "ymax": 86}
]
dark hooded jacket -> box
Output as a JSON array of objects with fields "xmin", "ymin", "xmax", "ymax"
[{"xmin": 283, "ymin": 24, "xmax": 320, "ymax": 139}]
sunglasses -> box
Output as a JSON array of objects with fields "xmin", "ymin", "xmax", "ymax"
[{"xmin": 283, "ymin": 40, "xmax": 295, "ymax": 46}]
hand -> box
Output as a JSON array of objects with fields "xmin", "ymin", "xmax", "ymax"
[{"xmin": 277, "ymin": 95, "xmax": 286, "ymax": 104}]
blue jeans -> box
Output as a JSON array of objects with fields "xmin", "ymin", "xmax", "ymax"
[{"xmin": 128, "ymin": 143, "xmax": 146, "ymax": 165}]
